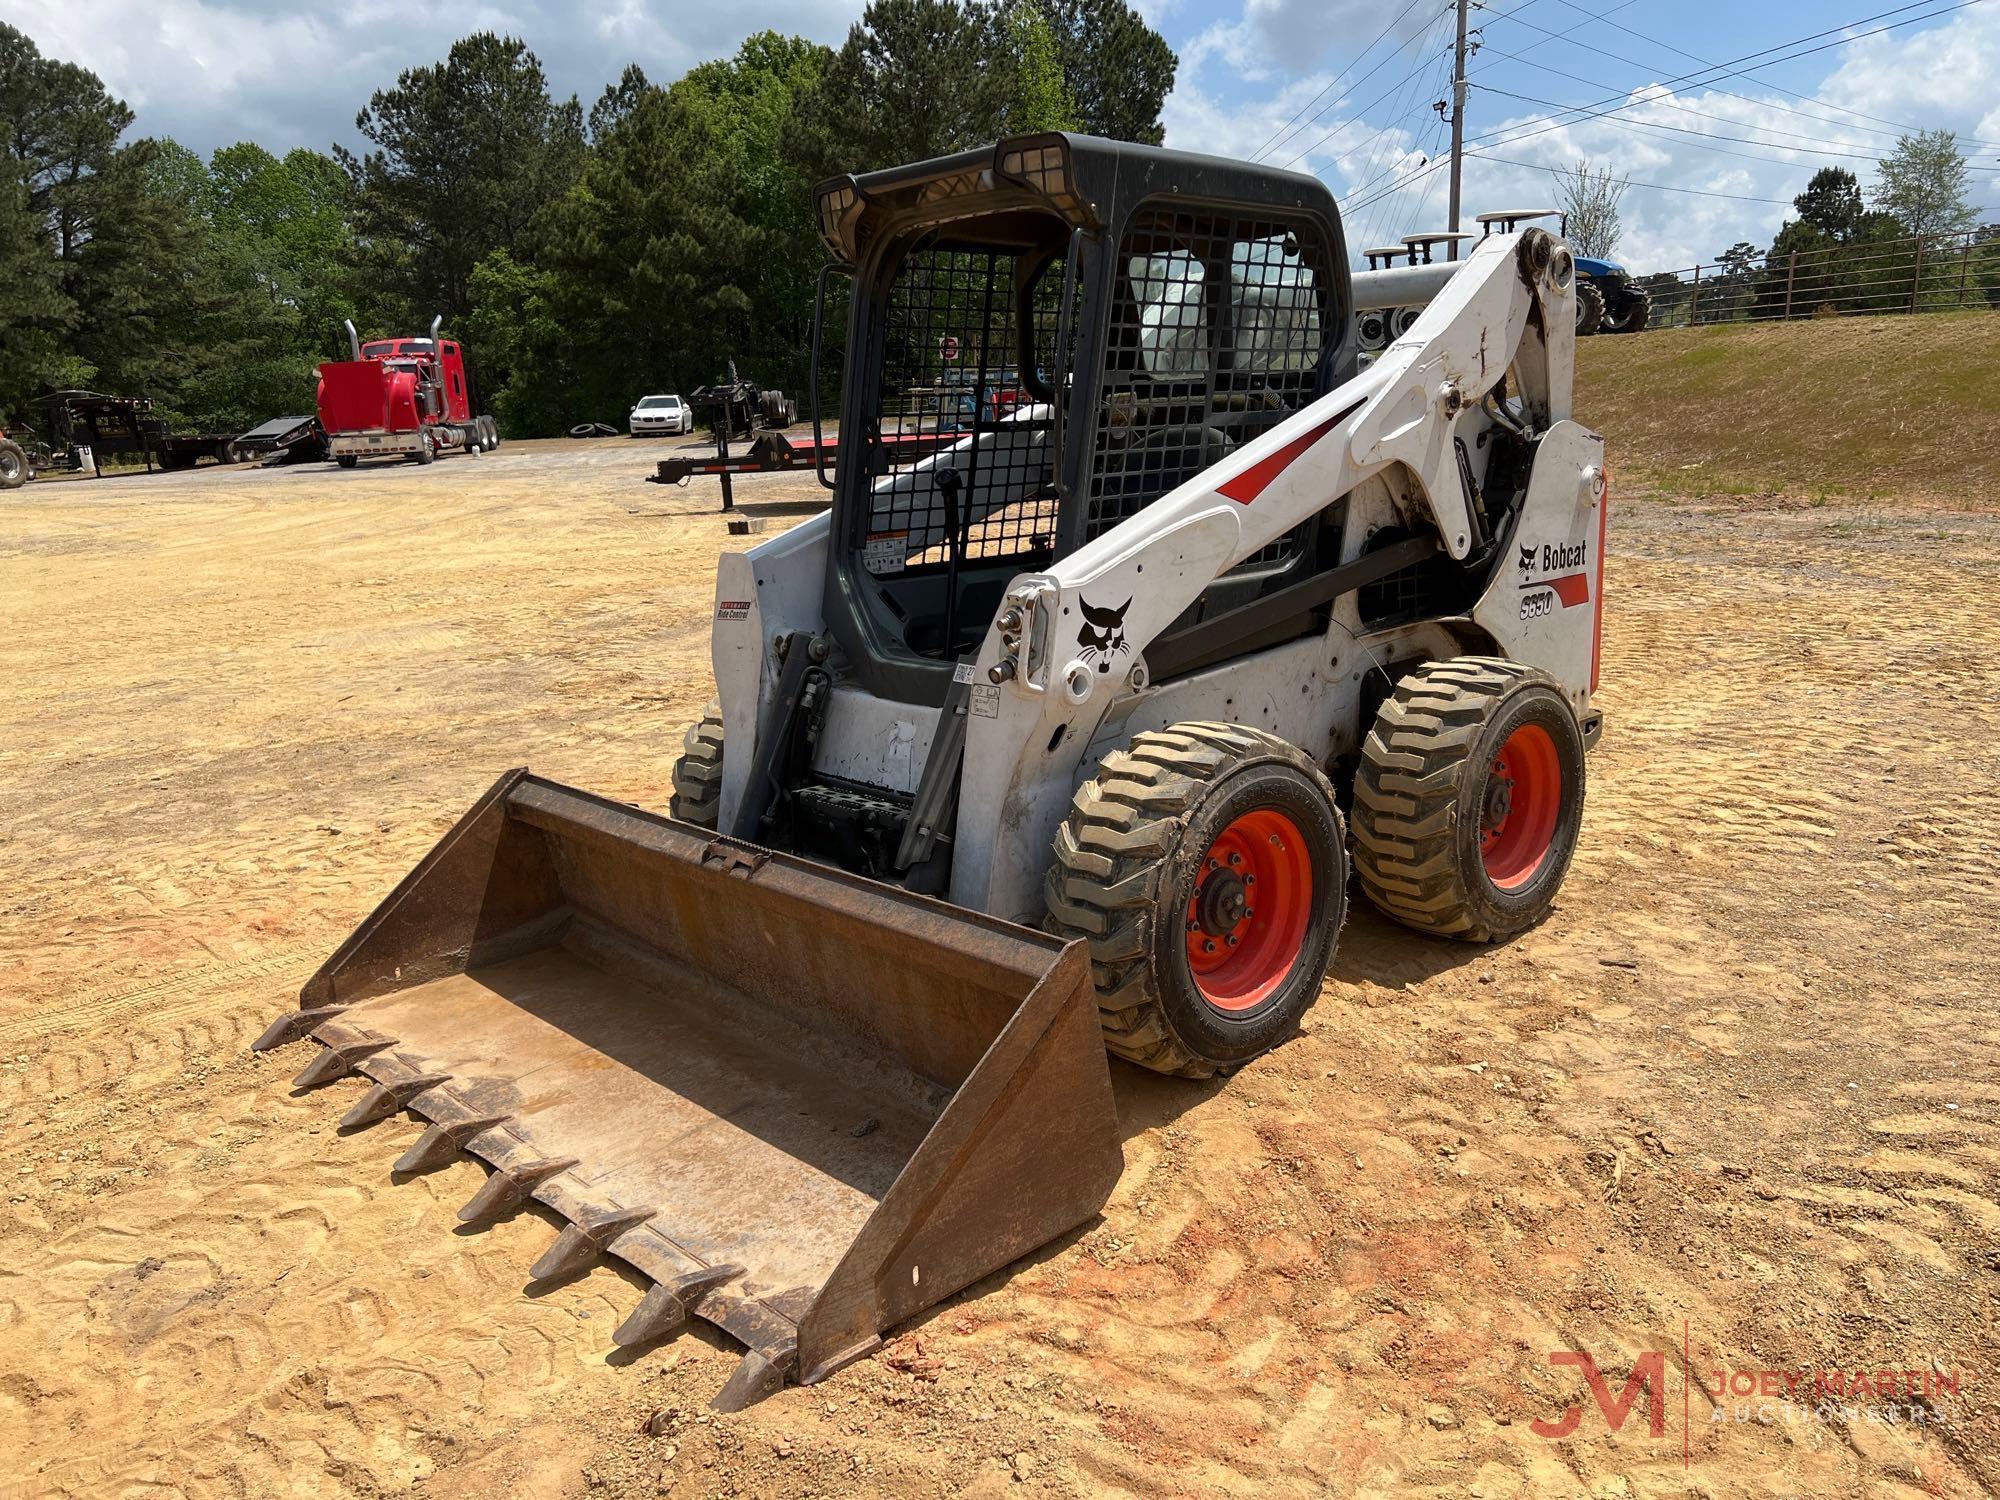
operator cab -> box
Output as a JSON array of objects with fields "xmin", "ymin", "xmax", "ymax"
[{"xmin": 810, "ymin": 133, "xmax": 1356, "ymax": 707}]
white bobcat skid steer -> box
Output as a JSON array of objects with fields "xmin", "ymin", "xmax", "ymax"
[
  {"xmin": 266, "ymin": 132, "xmax": 1604, "ymax": 1414},
  {"xmin": 682, "ymin": 131, "xmax": 1607, "ymax": 1078}
]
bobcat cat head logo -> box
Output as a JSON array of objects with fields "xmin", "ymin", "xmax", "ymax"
[
  {"xmin": 1519, "ymin": 543, "xmax": 1537, "ymax": 575},
  {"xmin": 1077, "ymin": 596, "xmax": 1133, "ymax": 673}
]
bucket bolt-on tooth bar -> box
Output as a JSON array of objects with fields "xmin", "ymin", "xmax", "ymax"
[
  {"xmin": 393, "ymin": 1115, "xmax": 508, "ymax": 1175},
  {"xmin": 457, "ymin": 1156, "xmax": 578, "ymax": 1224},
  {"xmin": 291, "ymin": 1036, "xmax": 393, "ymax": 1089},
  {"xmin": 612, "ymin": 1263, "xmax": 746, "ymax": 1347},
  {"xmin": 261, "ymin": 770, "xmax": 1122, "ymax": 1411},
  {"xmin": 529, "ymin": 1205, "xmax": 657, "ymax": 1282},
  {"xmin": 337, "ymin": 1069, "xmax": 450, "ymax": 1129},
  {"xmin": 253, "ymin": 1004, "xmax": 347, "ymax": 1052}
]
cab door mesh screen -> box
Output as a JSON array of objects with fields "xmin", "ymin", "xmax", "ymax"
[
  {"xmin": 1083, "ymin": 210, "xmax": 1331, "ymax": 565},
  {"xmin": 857, "ymin": 246, "xmax": 1068, "ymax": 575}
]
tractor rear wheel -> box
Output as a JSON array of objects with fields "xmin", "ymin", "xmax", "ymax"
[
  {"xmin": 0, "ymin": 438, "xmax": 27, "ymax": 490},
  {"xmin": 1046, "ymin": 723, "xmax": 1347, "ymax": 1078},
  {"xmin": 1575, "ymin": 280, "xmax": 1605, "ymax": 336},
  {"xmin": 1601, "ymin": 288, "xmax": 1650, "ymax": 334},
  {"xmin": 1352, "ymin": 658, "xmax": 1585, "ymax": 942},
  {"xmin": 669, "ymin": 701, "xmax": 726, "ymax": 828}
]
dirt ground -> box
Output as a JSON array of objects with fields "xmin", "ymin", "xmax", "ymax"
[{"xmin": 4, "ymin": 431, "xmax": 1998, "ymax": 1499}]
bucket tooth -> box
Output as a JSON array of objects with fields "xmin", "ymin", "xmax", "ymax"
[
  {"xmin": 291, "ymin": 1037, "xmax": 393, "ymax": 1090},
  {"xmin": 528, "ymin": 1205, "xmax": 655, "ymax": 1282},
  {"xmin": 253, "ymin": 1005, "xmax": 345, "ymax": 1052},
  {"xmin": 712, "ymin": 1340, "xmax": 798, "ymax": 1413},
  {"xmin": 337, "ymin": 1073, "xmax": 449, "ymax": 1130},
  {"xmin": 392, "ymin": 1115, "xmax": 507, "ymax": 1174},
  {"xmin": 612, "ymin": 1263, "xmax": 745, "ymax": 1347},
  {"xmin": 456, "ymin": 1156, "xmax": 578, "ymax": 1224}
]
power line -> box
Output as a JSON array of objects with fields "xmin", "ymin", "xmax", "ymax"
[
  {"xmin": 1462, "ymin": 2, "xmax": 1995, "ymax": 162},
  {"xmin": 1476, "ymin": 10, "xmax": 2000, "ymax": 153},
  {"xmin": 1476, "ymin": 83, "xmax": 1903, "ymax": 166},
  {"xmin": 1469, "ymin": 152, "xmax": 1798, "ymax": 203},
  {"xmin": 1250, "ymin": 0, "xmax": 1432, "ymax": 163},
  {"xmin": 1531, "ymin": 0, "xmax": 2000, "ymax": 149},
  {"xmin": 1267, "ymin": 7, "xmax": 1454, "ymax": 169}
]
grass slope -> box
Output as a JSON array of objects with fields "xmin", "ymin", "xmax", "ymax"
[{"xmin": 1577, "ymin": 310, "xmax": 2000, "ymax": 504}]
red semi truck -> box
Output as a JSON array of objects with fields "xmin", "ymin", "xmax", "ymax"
[{"xmin": 316, "ymin": 317, "xmax": 499, "ymax": 467}]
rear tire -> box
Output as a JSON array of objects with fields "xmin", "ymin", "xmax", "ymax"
[
  {"xmin": 1352, "ymin": 658, "xmax": 1586, "ymax": 942},
  {"xmin": 1575, "ymin": 280, "xmax": 1605, "ymax": 336},
  {"xmin": 1602, "ymin": 289, "xmax": 1650, "ymax": 334},
  {"xmin": 670, "ymin": 701, "xmax": 726, "ymax": 828},
  {"xmin": 0, "ymin": 439, "xmax": 26, "ymax": 490},
  {"xmin": 1045, "ymin": 723, "xmax": 1348, "ymax": 1079},
  {"xmin": 336, "ymin": 454, "xmax": 358, "ymax": 469}
]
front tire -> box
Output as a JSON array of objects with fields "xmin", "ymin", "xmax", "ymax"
[
  {"xmin": 1575, "ymin": 280, "xmax": 1605, "ymax": 336},
  {"xmin": 1046, "ymin": 723, "xmax": 1348, "ymax": 1079},
  {"xmin": 1352, "ymin": 659, "xmax": 1586, "ymax": 942},
  {"xmin": 669, "ymin": 701, "xmax": 725, "ymax": 828},
  {"xmin": 336, "ymin": 454, "xmax": 358, "ymax": 469}
]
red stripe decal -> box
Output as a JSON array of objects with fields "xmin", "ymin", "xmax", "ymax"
[
  {"xmin": 1216, "ymin": 401, "xmax": 1362, "ymax": 504},
  {"xmin": 1547, "ymin": 572, "xmax": 1590, "ymax": 608},
  {"xmin": 1591, "ymin": 467, "xmax": 1610, "ymax": 693}
]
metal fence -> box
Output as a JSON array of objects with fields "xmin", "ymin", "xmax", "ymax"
[{"xmin": 1634, "ymin": 226, "xmax": 2000, "ymax": 330}]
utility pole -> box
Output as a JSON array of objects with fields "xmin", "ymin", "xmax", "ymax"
[{"xmin": 1447, "ymin": 0, "xmax": 1471, "ymax": 258}]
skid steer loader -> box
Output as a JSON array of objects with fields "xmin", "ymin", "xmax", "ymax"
[{"xmin": 262, "ymin": 133, "xmax": 1606, "ymax": 1409}]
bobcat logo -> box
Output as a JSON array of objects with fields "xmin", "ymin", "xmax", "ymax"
[
  {"xmin": 1519, "ymin": 542, "xmax": 1537, "ymax": 576},
  {"xmin": 1077, "ymin": 596, "xmax": 1133, "ymax": 674}
]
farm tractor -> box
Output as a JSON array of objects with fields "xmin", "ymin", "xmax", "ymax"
[
  {"xmin": 316, "ymin": 317, "xmax": 500, "ymax": 467},
  {"xmin": 0, "ymin": 426, "xmax": 28, "ymax": 489},
  {"xmin": 262, "ymin": 134, "xmax": 1607, "ymax": 1410}
]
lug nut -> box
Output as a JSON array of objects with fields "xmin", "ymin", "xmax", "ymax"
[
  {"xmin": 1225, "ymin": 934, "xmax": 1238, "ymax": 947},
  {"xmin": 1227, "ymin": 851, "xmax": 1242, "ymax": 868},
  {"xmin": 1202, "ymin": 939, "xmax": 1216, "ymax": 954},
  {"xmin": 1244, "ymin": 874, "xmax": 1256, "ymax": 885}
]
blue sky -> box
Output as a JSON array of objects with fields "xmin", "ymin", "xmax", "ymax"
[{"xmin": 13, "ymin": 0, "xmax": 1999, "ymax": 270}]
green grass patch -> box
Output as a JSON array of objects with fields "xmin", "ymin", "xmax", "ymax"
[{"xmin": 1577, "ymin": 310, "xmax": 2000, "ymax": 505}]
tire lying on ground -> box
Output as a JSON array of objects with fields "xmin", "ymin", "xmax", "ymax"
[
  {"xmin": 1046, "ymin": 722, "xmax": 1348, "ymax": 1079},
  {"xmin": 1351, "ymin": 657, "xmax": 1586, "ymax": 943}
]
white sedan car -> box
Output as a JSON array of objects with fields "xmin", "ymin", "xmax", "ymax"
[{"xmin": 629, "ymin": 393, "xmax": 693, "ymax": 436}]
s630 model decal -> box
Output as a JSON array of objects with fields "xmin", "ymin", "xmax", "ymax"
[{"xmin": 1518, "ymin": 537, "xmax": 1591, "ymax": 607}]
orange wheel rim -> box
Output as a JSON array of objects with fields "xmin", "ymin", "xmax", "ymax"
[
  {"xmin": 1481, "ymin": 723, "xmax": 1562, "ymax": 890},
  {"xmin": 1185, "ymin": 809, "xmax": 1312, "ymax": 1013}
]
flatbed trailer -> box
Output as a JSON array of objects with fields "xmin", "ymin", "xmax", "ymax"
[{"xmin": 648, "ymin": 430, "xmax": 956, "ymax": 489}]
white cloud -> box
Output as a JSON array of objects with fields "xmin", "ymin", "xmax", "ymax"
[
  {"xmin": 8, "ymin": 0, "xmax": 858, "ymax": 156},
  {"xmin": 1162, "ymin": 1, "xmax": 2000, "ymax": 272}
]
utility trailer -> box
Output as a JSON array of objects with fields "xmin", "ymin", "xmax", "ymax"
[{"xmin": 232, "ymin": 414, "xmax": 327, "ymax": 466}]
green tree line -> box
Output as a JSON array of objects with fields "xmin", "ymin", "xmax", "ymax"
[
  {"xmin": 1642, "ymin": 133, "xmax": 1998, "ymax": 326},
  {"xmin": 0, "ymin": 0, "xmax": 1174, "ymax": 435}
]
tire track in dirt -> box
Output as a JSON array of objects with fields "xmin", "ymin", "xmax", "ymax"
[{"xmin": 6, "ymin": 456, "xmax": 1999, "ymax": 1496}]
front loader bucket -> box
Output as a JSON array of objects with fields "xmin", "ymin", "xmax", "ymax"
[{"xmin": 257, "ymin": 769, "xmax": 1121, "ymax": 1409}]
